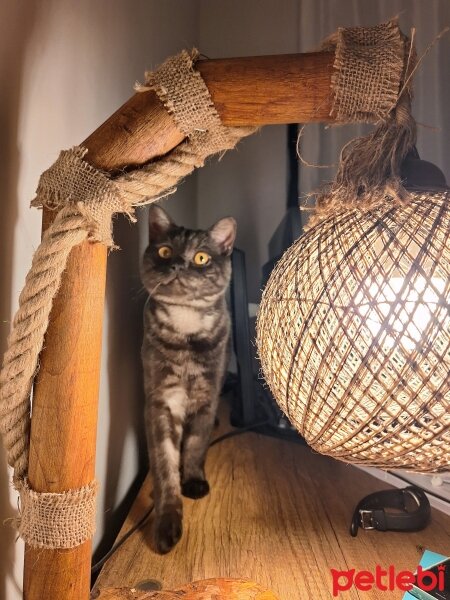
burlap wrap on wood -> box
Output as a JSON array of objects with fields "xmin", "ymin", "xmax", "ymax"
[
  {"xmin": 17, "ymin": 479, "xmax": 98, "ymax": 549},
  {"xmin": 139, "ymin": 49, "xmax": 242, "ymax": 156},
  {"xmin": 311, "ymin": 18, "xmax": 416, "ymax": 225},
  {"xmin": 323, "ymin": 19, "xmax": 405, "ymax": 123},
  {"xmin": 0, "ymin": 49, "xmax": 254, "ymax": 549},
  {"xmin": 31, "ymin": 146, "xmax": 132, "ymax": 247}
]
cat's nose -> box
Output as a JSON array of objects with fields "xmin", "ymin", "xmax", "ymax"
[{"xmin": 170, "ymin": 263, "xmax": 183, "ymax": 272}]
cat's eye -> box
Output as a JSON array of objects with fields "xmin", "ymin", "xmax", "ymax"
[
  {"xmin": 158, "ymin": 246, "xmax": 172, "ymax": 259},
  {"xmin": 193, "ymin": 251, "xmax": 211, "ymax": 266}
]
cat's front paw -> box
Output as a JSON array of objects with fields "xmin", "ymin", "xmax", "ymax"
[
  {"xmin": 153, "ymin": 509, "xmax": 182, "ymax": 554},
  {"xmin": 182, "ymin": 478, "xmax": 210, "ymax": 499}
]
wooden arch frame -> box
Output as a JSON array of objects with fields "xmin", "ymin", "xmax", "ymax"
[{"xmin": 24, "ymin": 51, "xmax": 336, "ymax": 600}]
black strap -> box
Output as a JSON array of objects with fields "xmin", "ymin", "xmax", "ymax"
[{"xmin": 350, "ymin": 486, "xmax": 431, "ymax": 537}]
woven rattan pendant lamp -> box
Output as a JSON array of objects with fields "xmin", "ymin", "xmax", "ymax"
[{"xmin": 257, "ymin": 25, "xmax": 450, "ymax": 473}]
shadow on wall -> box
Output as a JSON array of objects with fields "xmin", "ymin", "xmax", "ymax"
[
  {"xmin": 93, "ymin": 215, "xmax": 148, "ymax": 565},
  {"xmin": 0, "ymin": 3, "xmax": 38, "ymax": 599}
]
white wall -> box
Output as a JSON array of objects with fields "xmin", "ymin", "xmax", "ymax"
[{"xmin": 0, "ymin": 2, "xmax": 198, "ymax": 598}]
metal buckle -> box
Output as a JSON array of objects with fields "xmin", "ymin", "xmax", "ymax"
[{"xmin": 359, "ymin": 509, "xmax": 375, "ymax": 530}]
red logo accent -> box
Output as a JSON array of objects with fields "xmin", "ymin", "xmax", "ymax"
[{"xmin": 331, "ymin": 564, "xmax": 446, "ymax": 596}]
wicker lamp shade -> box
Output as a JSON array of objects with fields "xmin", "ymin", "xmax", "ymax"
[{"xmin": 257, "ymin": 191, "xmax": 450, "ymax": 472}]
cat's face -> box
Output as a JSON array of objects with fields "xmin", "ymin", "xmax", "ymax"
[{"xmin": 141, "ymin": 205, "xmax": 236, "ymax": 303}]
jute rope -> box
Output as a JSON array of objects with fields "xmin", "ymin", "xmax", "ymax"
[{"xmin": 0, "ymin": 49, "xmax": 255, "ymax": 549}]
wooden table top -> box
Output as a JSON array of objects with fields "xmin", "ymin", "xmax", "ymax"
[{"xmin": 93, "ymin": 410, "xmax": 450, "ymax": 599}]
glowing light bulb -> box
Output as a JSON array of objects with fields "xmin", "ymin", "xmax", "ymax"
[
  {"xmin": 257, "ymin": 192, "xmax": 450, "ymax": 469},
  {"xmin": 355, "ymin": 275, "xmax": 445, "ymax": 350}
]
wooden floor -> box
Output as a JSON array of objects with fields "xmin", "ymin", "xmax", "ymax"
[{"xmin": 94, "ymin": 409, "xmax": 450, "ymax": 599}]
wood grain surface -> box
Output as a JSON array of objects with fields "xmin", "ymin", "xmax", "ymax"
[{"xmin": 93, "ymin": 406, "xmax": 450, "ymax": 600}]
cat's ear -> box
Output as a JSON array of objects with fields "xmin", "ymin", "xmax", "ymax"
[
  {"xmin": 148, "ymin": 204, "xmax": 174, "ymax": 239},
  {"xmin": 209, "ymin": 217, "xmax": 237, "ymax": 255}
]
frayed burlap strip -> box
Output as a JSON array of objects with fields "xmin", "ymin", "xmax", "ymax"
[
  {"xmin": 310, "ymin": 19, "xmax": 417, "ymax": 226},
  {"xmin": 16, "ymin": 479, "xmax": 98, "ymax": 549},
  {"xmin": 0, "ymin": 49, "xmax": 255, "ymax": 549},
  {"xmin": 138, "ymin": 49, "xmax": 242, "ymax": 156},
  {"xmin": 323, "ymin": 19, "xmax": 405, "ymax": 124},
  {"xmin": 31, "ymin": 146, "xmax": 133, "ymax": 247}
]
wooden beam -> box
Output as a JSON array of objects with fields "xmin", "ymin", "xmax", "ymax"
[
  {"xmin": 22, "ymin": 51, "xmax": 334, "ymax": 600},
  {"xmin": 198, "ymin": 52, "xmax": 334, "ymax": 126},
  {"xmin": 82, "ymin": 51, "xmax": 334, "ymax": 171}
]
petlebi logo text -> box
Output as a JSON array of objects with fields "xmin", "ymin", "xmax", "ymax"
[{"xmin": 331, "ymin": 564, "xmax": 446, "ymax": 597}]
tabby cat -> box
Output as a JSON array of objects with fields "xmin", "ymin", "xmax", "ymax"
[{"xmin": 141, "ymin": 204, "xmax": 236, "ymax": 554}]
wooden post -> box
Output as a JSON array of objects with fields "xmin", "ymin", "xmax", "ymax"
[{"xmin": 22, "ymin": 51, "xmax": 334, "ymax": 600}]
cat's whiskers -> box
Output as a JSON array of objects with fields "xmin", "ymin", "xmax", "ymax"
[
  {"xmin": 132, "ymin": 285, "xmax": 148, "ymax": 300},
  {"xmin": 148, "ymin": 281, "xmax": 163, "ymax": 298}
]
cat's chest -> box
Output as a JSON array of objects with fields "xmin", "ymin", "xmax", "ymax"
[{"xmin": 161, "ymin": 304, "xmax": 216, "ymax": 336}]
